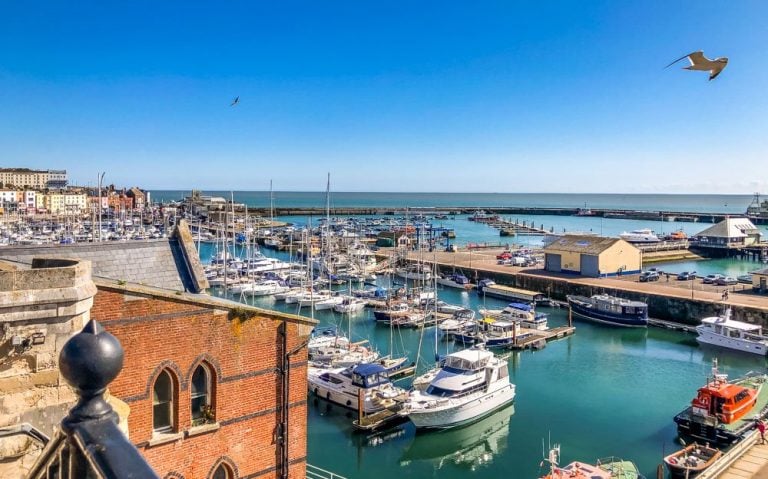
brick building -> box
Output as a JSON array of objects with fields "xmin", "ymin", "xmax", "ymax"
[
  {"xmin": 92, "ymin": 281, "xmax": 314, "ymax": 479},
  {"xmin": 0, "ymin": 221, "xmax": 316, "ymax": 479}
]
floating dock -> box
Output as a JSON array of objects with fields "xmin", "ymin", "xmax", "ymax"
[{"xmin": 510, "ymin": 326, "xmax": 575, "ymax": 350}]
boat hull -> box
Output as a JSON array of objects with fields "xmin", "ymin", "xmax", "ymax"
[
  {"xmin": 408, "ymin": 384, "xmax": 515, "ymax": 429},
  {"xmin": 568, "ymin": 298, "xmax": 648, "ymax": 327},
  {"xmin": 696, "ymin": 329, "xmax": 768, "ymax": 356}
]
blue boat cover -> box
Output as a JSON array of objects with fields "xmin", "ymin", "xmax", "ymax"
[
  {"xmin": 353, "ymin": 363, "xmax": 388, "ymax": 376},
  {"xmin": 507, "ymin": 302, "xmax": 532, "ymax": 311}
]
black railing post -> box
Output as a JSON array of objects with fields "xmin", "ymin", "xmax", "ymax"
[{"xmin": 56, "ymin": 319, "xmax": 159, "ymax": 479}]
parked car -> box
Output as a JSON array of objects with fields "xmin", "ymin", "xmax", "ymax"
[
  {"xmin": 639, "ymin": 271, "xmax": 660, "ymax": 282},
  {"xmin": 703, "ymin": 274, "xmax": 724, "ymax": 284},
  {"xmin": 715, "ymin": 276, "xmax": 738, "ymax": 286},
  {"xmin": 737, "ymin": 274, "xmax": 752, "ymax": 284},
  {"xmin": 496, "ymin": 251, "xmax": 513, "ymax": 260},
  {"xmin": 676, "ymin": 271, "xmax": 696, "ymax": 280}
]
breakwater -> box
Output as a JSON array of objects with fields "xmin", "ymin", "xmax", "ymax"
[{"xmin": 242, "ymin": 206, "xmax": 765, "ymax": 224}]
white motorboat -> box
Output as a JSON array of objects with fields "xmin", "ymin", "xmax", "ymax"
[
  {"xmin": 437, "ymin": 309, "xmax": 477, "ymax": 337},
  {"xmin": 242, "ymin": 280, "xmax": 288, "ymax": 297},
  {"xmin": 401, "ymin": 346, "xmax": 515, "ymax": 429},
  {"xmin": 395, "ymin": 264, "xmax": 433, "ymax": 281},
  {"xmin": 313, "ymin": 295, "xmax": 345, "ymax": 310},
  {"xmin": 619, "ymin": 228, "xmax": 661, "ymax": 243},
  {"xmin": 479, "ymin": 302, "xmax": 549, "ymax": 331},
  {"xmin": 696, "ymin": 308, "xmax": 768, "ymax": 355},
  {"xmin": 333, "ymin": 297, "xmax": 367, "ymax": 314},
  {"xmin": 308, "ymin": 363, "xmax": 406, "ymax": 413},
  {"xmin": 436, "ymin": 272, "xmax": 473, "ymax": 290},
  {"xmin": 297, "ymin": 290, "xmax": 333, "ymax": 307}
]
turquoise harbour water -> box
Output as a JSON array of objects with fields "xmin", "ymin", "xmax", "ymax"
[{"xmin": 198, "ymin": 244, "xmax": 768, "ymax": 478}]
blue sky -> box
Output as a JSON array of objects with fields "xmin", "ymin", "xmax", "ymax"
[{"xmin": 1, "ymin": 1, "xmax": 766, "ymax": 193}]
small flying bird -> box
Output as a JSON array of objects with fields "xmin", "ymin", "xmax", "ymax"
[
  {"xmin": 230, "ymin": 96, "xmax": 240, "ymax": 106},
  {"xmin": 665, "ymin": 51, "xmax": 728, "ymax": 81}
]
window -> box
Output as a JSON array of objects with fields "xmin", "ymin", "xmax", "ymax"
[
  {"xmin": 212, "ymin": 464, "xmax": 233, "ymax": 479},
  {"xmin": 191, "ymin": 364, "xmax": 213, "ymax": 425},
  {"xmin": 153, "ymin": 370, "xmax": 174, "ymax": 432}
]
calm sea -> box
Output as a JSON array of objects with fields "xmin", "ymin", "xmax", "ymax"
[{"xmin": 151, "ymin": 191, "xmax": 756, "ymax": 214}]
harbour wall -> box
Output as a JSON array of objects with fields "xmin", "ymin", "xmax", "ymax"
[{"xmin": 241, "ymin": 206, "xmax": 767, "ymax": 225}]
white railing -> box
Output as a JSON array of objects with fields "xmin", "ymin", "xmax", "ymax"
[
  {"xmin": 697, "ymin": 430, "xmax": 758, "ymax": 479},
  {"xmin": 306, "ymin": 464, "xmax": 349, "ymax": 479}
]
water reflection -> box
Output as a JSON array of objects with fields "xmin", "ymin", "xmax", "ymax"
[{"xmin": 399, "ymin": 404, "xmax": 515, "ymax": 471}]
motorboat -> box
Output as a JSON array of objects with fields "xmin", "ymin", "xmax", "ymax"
[
  {"xmin": 438, "ymin": 309, "xmax": 477, "ymax": 338},
  {"xmin": 539, "ymin": 445, "xmax": 642, "ymax": 479},
  {"xmin": 674, "ymin": 359, "xmax": 768, "ymax": 445},
  {"xmin": 395, "ymin": 264, "xmax": 433, "ymax": 281},
  {"xmin": 436, "ymin": 272, "xmax": 473, "ymax": 290},
  {"xmin": 333, "ymin": 297, "xmax": 367, "ymax": 314},
  {"xmin": 313, "ymin": 295, "xmax": 345, "ymax": 310},
  {"xmin": 400, "ymin": 346, "xmax": 515, "ymax": 429},
  {"xmin": 619, "ymin": 228, "xmax": 661, "ymax": 243},
  {"xmin": 308, "ymin": 363, "xmax": 407, "ymax": 413},
  {"xmin": 453, "ymin": 317, "xmax": 531, "ymax": 348},
  {"xmin": 241, "ymin": 280, "xmax": 288, "ymax": 297},
  {"xmin": 567, "ymin": 294, "xmax": 648, "ymax": 327},
  {"xmin": 479, "ymin": 302, "xmax": 549, "ymax": 331},
  {"xmin": 696, "ymin": 308, "xmax": 768, "ymax": 355},
  {"xmin": 373, "ymin": 302, "xmax": 427, "ymax": 327},
  {"xmin": 664, "ymin": 443, "xmax": 722, "ymax": 478}
]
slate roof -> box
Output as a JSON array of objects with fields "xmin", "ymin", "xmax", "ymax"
[
  {"xmin": 543, "ymin": 235, "xmax": 637, "ymax": 255},
  {"xmin": 0, "ymin": 238, "xmax": 203, "ymax": 292},
  {"xmin": 694, "ymin": 217, "xmax": 761, "ymax": 239}
]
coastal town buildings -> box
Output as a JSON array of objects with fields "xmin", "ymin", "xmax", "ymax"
[{"xmin": 0, "ymin": 168, "xmax": 67, "ymax": 190}]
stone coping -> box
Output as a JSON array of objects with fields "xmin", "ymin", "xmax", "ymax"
[{"xmin": 93, "ymin": 278, "xmax": 318, "ymax": 328}]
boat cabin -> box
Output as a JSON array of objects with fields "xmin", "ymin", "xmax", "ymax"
[
  {"xmin": 593, "ymin": 295, "xmax": 648, "ymax": 318},
  {"xmin": 700, "ymin": 315, "xmax": 765, "ymax": 339},
  {"xmin": 691, "ymin": 376, "xmax": 757, "ymax": 424},
  {"xmin": 442, "ymin": 350, "xmax": 492, "ymax": 372},
  {"xmin": 348, "ymin": 364, "xmax": 391, "ymax": 388}
]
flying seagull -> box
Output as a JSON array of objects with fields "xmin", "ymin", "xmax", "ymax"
[
  {"xmin": 230, "ymin": 96, "xmax": 240, "ymax": 106},
  {"xmin": 665, "ymin": 51, "xmax": 728, "ymax": 81}
]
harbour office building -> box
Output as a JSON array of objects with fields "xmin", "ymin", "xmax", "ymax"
[{"xmin": 543, "ymin": 235, "xmax": 642, "ymax": 277}]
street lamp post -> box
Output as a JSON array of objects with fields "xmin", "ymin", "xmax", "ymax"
[{"xmin": 98, "ymin": 172, "xmax": 105, "ymax": 242}]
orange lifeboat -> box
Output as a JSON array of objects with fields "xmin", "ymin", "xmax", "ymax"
[
  {"xmin": 669, "ymin": 230, "xmax": 687, "ymax": 240},
  {"xmin": 691, "ymin": 375, "xmax": 757, "ymax": 424}
]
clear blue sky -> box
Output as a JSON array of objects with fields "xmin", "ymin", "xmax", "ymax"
[{"xmin": 1, "ymin": 1, "xmax": 766, "ymax": 193}]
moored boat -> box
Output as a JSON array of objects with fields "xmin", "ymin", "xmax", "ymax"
[
  {"xmin": 619, "ymin": 228, "xmax": 661, "ymax": 243},
  {"xmin": 436, "ymin": 272, "xmax": 473, "ymax": 290},
  {"xmin": 539, "ymin": 445, "xmax": 642, "ymax": 479},
  {"xmin": 696, "ymin": 308, "xmax": 768, "ymax": 355},
  {"xmin": 664, "ymin": 443, "xmax": 722, "ymax": 478},
  {"xmin": 308, "ymin": 363, "xmax": 407, "ymax": 413},
  {"xmin": 400, "ymin": 346, "xmax": 515, "ymax": 429},
  {"xmin": 673, "ymin": 359, "xmax": 768, "ymax": 445},
  {"xmin": 479, "ymin": 302, "xmax": 549, "ymax": 330},
  {"xmin": 567, "ymin": 294, "xmax": 648, "ymax": 327}
]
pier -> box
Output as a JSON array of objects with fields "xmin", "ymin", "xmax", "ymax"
[{"xmin": 688, "ymin": 430, "xmax": 768, "ymax": 479}]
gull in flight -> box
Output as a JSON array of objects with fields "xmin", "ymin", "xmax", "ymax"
[
  {"xmin": 665, "ymin": 51, "xmax": 728, "ymax": 81},
  {"xmin": 230, "ymin": 96, "xmax": 240, "ymax": 106}
]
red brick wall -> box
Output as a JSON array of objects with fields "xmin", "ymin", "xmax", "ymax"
[{"xmin": 93, "ymin": 289, "xmax": 308, "ymax": 479}]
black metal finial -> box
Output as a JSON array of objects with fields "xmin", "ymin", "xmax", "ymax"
[{"xmin": 60, "ymin": 319, "xmax": 124, "ymax": 431}]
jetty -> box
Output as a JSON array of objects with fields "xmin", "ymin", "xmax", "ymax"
[
  {"xmin": 686, "ymin": 430, "xmax": 768, "ymax": 479},
  {"xmin": 510, "ymin": 326, "xmax": 575, "ymax": 350}
]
